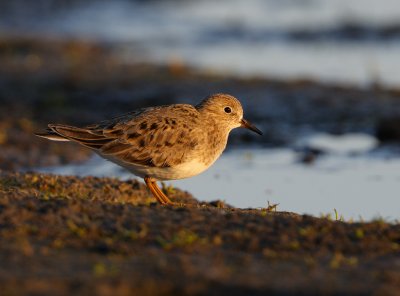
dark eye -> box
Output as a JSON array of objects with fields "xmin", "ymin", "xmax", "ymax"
[{"xmin": 224, "ymin": 106, "xmax": 232, "ymax": 113}]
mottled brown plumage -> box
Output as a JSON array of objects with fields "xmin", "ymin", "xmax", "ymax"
[{"xmin": 36, "ymin": 93, "xmax": 262, "ymax": 205}]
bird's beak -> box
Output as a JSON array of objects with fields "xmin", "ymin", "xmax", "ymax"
[{"xmin": 240, "ymin": 118, "xmax": 263, "ymax": 135}]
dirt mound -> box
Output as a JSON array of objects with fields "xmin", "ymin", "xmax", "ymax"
[{"xmin": 1, "ymin": 172, "xmax": 399, "ymax": 295}]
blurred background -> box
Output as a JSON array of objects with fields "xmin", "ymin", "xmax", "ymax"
[
  {"xmin": 1, "ymin": 0, "xmax": 400, "ymax": 219},
  {"xmin": 3, "ymin": 0, "xmax": 400, "ymax": 86}
]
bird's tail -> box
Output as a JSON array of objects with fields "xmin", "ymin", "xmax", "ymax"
[
  {"xmin": 35, "ymin": 124, "xmax": 112, "ymax": 149},
  {"xmin": 35, "ymin": 127, "xmax": 71, "ymax": 142}
]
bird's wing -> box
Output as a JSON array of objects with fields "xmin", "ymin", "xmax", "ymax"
[
  {"xmin": 46, "ymin": 104, "xmax": 205, "ymax": 168},
  {"xmin": 99, "ymin": 104, "xmax": 204, "ymax": 168}
]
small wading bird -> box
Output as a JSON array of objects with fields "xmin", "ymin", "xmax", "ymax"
[{"xmin": 36, "ymin": 93, "xmax": 262, "ymax": 205}]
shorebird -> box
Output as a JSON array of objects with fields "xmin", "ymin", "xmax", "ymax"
[{"xmin": 36, "ymin": 93, "xmax": 262, "ymax": 205}]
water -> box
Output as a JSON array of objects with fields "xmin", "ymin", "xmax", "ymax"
[
  {"xmin": 37, "ymin": 133, "xmax": 400, "ymax": 221},
  {"xmin": 2, "ymin": 0, "xmax": 400, "ymax": 87}
]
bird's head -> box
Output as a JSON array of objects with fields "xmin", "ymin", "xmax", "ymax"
[{"xmin": 196, "ymin": 93, "xmax": 262, "ymax": 135}]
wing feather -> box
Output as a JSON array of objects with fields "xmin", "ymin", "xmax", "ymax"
[{"xmin": 37, "ymin": 104, "xmax": 205, "ymax": 168}]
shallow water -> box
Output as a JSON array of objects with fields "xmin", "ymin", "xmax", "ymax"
[
  {"xmin": 37, "ymin": 139, "xmax": 400, "ymax": 221},
  {"xmin": 2, "ymin": 0, "xmax": 400, "ymax": 87}
]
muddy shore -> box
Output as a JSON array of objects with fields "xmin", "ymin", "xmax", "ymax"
[
  {"xmin": 0, "ymin": 36, "xmax": 400, "ymax": 295},
  {"xmin": 1, "ymin": 171, "xmax": 399, "ymax": 295}
]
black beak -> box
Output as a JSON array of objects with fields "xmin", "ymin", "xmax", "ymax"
[{"xmin": 241, "ymin": 119, "xmax": 263, "ymax": 135}]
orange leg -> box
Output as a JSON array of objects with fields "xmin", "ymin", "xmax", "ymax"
[
  {"xmin": 144, "ymin": 176, "xmax": 165, "ymax": 204},
  {"xmin": 144, "ymin": 176, "xmax": 175, "ymax": 205},
  {"xmin": 152, "ymin": 182, "xmax": 175, "ymax": 205}
]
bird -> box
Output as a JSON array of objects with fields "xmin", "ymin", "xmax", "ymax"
[{"xmin": 36, "ymin": 93, "xmax": 262, "ymax": 205}]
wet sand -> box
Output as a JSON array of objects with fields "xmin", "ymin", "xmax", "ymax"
[{"xmin": 1, "ymin": 36, "xmax": 400, "ymax": 295}]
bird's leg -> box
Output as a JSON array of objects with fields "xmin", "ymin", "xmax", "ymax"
[
  {"xmin": 152, "ymin": 181, "xmax": 175, "ymax": 205},
  {"xmin": 144, "ymin": 176, "xmax": 166, "ymax": 204},
  {"xmin": 144, "ymin": 176, "xmax": 175, "ymax": 205}
]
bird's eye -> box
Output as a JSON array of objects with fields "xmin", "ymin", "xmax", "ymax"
[{"xmin": 224, "ymin": 106, "xmax": 232, "ymax": 113}]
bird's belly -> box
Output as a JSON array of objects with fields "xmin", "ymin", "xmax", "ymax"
[
  {"xmin": 127, "ymin": 158, "xmax": 211, "ymax": 181},
  {"xmin": 102, "ymin": 153, "xmax": 213, "ymax": 181}
]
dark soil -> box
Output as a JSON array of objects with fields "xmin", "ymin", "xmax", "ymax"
[
  {"xmin": 1, "ymin": 171, "xmax": 399, "ymax": 296},
  {"xmin": 1, "ymin": 36, "xmax": 400, "ymax": 295}
]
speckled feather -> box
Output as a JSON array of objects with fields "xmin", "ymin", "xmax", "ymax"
[{"xmin": 37, "ymin": 94, "xmax": 257, "ymax": 181}]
